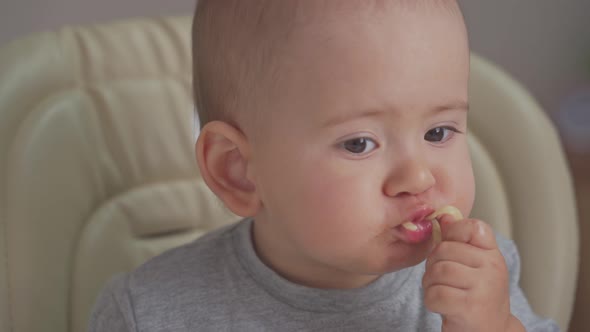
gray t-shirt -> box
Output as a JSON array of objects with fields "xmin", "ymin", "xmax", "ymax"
[{"xmin": 88, "ymin": 218, "xmax": 559, "ymax": 331}]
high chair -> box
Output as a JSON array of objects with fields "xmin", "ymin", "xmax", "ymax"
[{"xmin": 0, "ymin": 16, "xmax": 579, "ymax": 332}]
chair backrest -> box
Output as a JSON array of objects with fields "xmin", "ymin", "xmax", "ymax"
[
  {"xmin": 467, "ymin": 55, "xmax": 578, "ymax": 331},
  {"xmin": 0, "ymin": 16, "xmax": 578, "ymax": 332}
]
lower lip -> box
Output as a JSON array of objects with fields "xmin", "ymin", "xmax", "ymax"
[{"xmin": 394, "ymin": 219, "xmax": 434, "ymax": 244}]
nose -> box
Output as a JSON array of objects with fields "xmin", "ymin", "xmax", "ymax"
[{"xmin": 383, "ymin": 157, "xmax": 436, "ymax": 197}]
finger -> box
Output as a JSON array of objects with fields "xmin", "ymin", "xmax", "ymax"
[
  {"xmin": 422, "ymin": 260, "xmax": 476, "ymax": 290},
  {"xmin": 426, "ymin": 241, "xmax": 487, "ymax": 269},
  {"xmin": 440, "ymin": 217, "xmax": 497, "ymax": 250},
  {"xmin": 423, "ymin": 284, "xmax": 466, "ymax": 317}
]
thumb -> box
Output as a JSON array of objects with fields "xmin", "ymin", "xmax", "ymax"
[{"xmin": 440, "ymin": 216, "xmax": 497, "ymax": 250}]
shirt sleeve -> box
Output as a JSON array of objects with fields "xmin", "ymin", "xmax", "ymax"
[
  {"xmin": 497, "ymin": 235, "xmax": 561, "ymax": 332},
  {"xmin": 87, "ymin": 274, "xmax": 137, "ymax": 332}
]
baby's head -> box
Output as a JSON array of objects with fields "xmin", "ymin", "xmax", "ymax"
[{"xmin": 194, "ymin": 0, "xmax": 475, "ymax": 288}]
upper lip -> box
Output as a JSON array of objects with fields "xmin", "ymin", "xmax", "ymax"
[{"xmin": 400, "ymin": 206, "xmax": 436, "ymax": 225}]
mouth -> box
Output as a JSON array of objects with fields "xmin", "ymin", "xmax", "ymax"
[
  {"xmin": 393, "ymin": 206, "xmax": 436, "ymax": 244},
  {"xmin": 393, "ymin": 205, "xmax": 464, "ymax": 244}
]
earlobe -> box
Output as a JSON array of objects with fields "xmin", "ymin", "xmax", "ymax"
[{"xmin": 195, "ymin": 121, "xmax": 260, "ymax": 217}]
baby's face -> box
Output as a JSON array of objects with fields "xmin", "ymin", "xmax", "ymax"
[{"xmin": 248, "ymin": 4, "xmax": 473, "ymax": 287}]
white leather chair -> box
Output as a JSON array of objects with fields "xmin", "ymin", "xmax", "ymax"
[{"xmin": 0, "ymin": 16, "xmax": 579, "ymax": 332}]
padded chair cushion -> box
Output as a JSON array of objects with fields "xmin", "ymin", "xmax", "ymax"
[
  {"xmin": 468, "ymin": 55, "xmax": 578, "ymax": 330},
  {"xmin": 0, "ymin": 17, "xmax": 238, "ymax": 332}
]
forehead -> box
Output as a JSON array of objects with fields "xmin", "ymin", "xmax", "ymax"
[{"xmin": 266, "ymin": 4, "xmax": 469, "ymax": 126}]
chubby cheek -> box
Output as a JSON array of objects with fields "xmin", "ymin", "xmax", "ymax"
[
  {"xmin": 290, "ymin": 161, "xmax": 382, "ymax": 254},
  {"xmin": 437, "ymin": 146, "xmax": 475, "ymax": 217}
]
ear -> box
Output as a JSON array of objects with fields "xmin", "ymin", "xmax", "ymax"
[{"xmin": 195, "ymin": 121, "xmax": 260, "ymax": 217}]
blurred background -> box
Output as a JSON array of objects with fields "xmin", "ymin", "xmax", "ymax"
[{"xmin": 0, "ymin": 0, "xmax": 588, "ymax": 330}]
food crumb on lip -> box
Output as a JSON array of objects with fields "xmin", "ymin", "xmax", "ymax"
[{"xmin": 401, "ymin": 222, "xmax": 418, "ymax": 231}]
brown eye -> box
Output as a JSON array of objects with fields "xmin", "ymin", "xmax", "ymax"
[
  {"xmin": 342, "ymin": 137, "xmax": 377, "ymax": 154},
  {"xmin": 424, "ymin": 127, "xmax": 458, "ymax": 143}
]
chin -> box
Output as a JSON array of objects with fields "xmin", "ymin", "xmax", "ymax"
[{"xmin": 384, "ymin": 242, "xmax": 431, "ymax": 271}]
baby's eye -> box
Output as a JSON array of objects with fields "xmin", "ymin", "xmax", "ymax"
[
  {"xmin": 341, "ymin": 137, "xmax": 378, "ymax": 154},
  {"xmin": 424, "ymin": 126, "xmax": 460, "ymax": 143}
]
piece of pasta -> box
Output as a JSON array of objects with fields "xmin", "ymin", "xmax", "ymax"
[{"xmin": 428, "ymin": 205, "xmax": 463, "ymax": 244}]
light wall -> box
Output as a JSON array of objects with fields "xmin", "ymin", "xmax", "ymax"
[
  {"xmin": 460, "ymin": 0, "xmax": 590, "ymax": 113},
  {"xmin": 0, "ymin": 0, "xmax": 195, "ymax": 46}
]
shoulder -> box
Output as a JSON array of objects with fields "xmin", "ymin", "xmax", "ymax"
[
  {"xmin": 495, "ymin": 233, "xmax": 518, "ymax": 260},
  {"xmin": 129, "ymin": 221, "xmax": 241, "ymax": 293},
  {"xmin": 494, "ymin": 232, "xmax": 522, "ymax": 282},
  {"xmin": 90, "ymin": 221, "xmax": 244, "ymax": 329},
  {"xmin": 494, "ymin": 234, "xmax": 561, "ymax": 331},
  {"xmin": 88, "ymin": 274, "xmax": 137, "ymax": 331}
]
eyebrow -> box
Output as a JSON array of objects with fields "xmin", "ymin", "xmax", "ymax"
[
  {"xmin": 431, "ymin": 100, "xmax": 470, "ymax": 114},
  {"xmin": 321, "ymin": 100, "xmax": 469, "ymax": 128}
]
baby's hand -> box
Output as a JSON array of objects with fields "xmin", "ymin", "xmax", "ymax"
[{"xmin": 422, "ymin": 216, "xmax": 525, "ymax": 332}]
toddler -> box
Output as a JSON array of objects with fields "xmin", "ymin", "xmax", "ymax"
[{"xmin": 89, "ymin": 1, "xmax": 559, "ymax": 331}]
